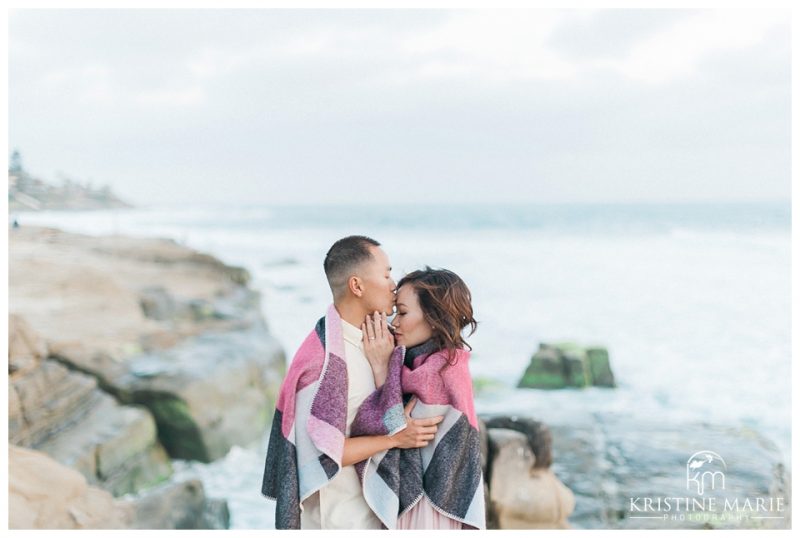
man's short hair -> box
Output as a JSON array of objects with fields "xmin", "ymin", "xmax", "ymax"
[{"xmin": 324, "ymin": 235, "xmax": 381, "ymax": 299}]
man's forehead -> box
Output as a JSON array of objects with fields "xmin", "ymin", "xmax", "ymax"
[{"xmin": 370, "ymin": 246, "xmax": 392, "ymax": 268}]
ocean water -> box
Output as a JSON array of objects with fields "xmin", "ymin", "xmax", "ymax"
[{"xmin": 14, "ymin": 202, "xmax": 791, "ymax": 529}]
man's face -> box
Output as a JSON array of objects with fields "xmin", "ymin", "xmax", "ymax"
[{"xmin": 357, "ymin": 246, "xmax": 397, "ymax": 316}]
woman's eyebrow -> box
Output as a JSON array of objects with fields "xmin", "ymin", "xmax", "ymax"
[{"xmin": 396, "ymin": 303, "xmax": 406, "ymax": 308}]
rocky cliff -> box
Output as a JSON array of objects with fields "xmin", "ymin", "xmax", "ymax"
[{"xmin": 8, "ymin": 225, "xmax": 286, "ymax": 528}]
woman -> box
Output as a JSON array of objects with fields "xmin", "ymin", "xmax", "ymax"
[{"xmin": 357, "ymin": 267, "xmax": 485, "ymax": 530}]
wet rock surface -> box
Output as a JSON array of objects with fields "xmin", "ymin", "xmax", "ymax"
[
  {"xmin": 482, "ymin": 408, "xmax": 791, "ymax": 529},
  {"xmin": 124, "ymin": 477, "xmax": 231, "ymax": 529}
]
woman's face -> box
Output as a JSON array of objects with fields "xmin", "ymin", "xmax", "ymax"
[{"xmin": 391, "ymin": 284, "xmax": 433, "ymax": 348}]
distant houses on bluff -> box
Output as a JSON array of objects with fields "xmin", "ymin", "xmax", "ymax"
[{"xmin": 8, "ymin": 150, "xmax": 132, "ymax": 211}]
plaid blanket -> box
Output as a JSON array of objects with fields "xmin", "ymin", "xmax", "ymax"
[
  {"xmin": 260, "ymin": 304, "xmax": 407, "ymax": 529},
  {"xmin": 350, "ymin": 339, "xmax": 487, "ymax": 529}
]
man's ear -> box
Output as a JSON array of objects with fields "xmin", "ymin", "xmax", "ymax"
[{"xmin": 348, "ymin": 275, "xmax": 364, "ymax": 297}]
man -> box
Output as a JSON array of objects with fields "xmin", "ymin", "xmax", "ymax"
[{"xmin": 261, "ymin": 235, "xmax": 443, "ymax": 529}]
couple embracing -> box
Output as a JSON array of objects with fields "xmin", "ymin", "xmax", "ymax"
[{"xmin": 261, "ymin": 235, "xmax": 485, "ymax": 530}]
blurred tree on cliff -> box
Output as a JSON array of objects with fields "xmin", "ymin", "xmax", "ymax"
[{"xmin": 9, "ymin": 149, "xmax": 23, "ymax": 173}]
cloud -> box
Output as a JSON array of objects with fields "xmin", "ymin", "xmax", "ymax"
[
  {"xmin": 594, "ymin": 9, "xmax": 789, "ymax": 84},
  {"xmin": 547, "ymin": 9, "xmax": 694, "ymax": 61},
  {"xmin": 135, "ymin": 86, "xmax": 207, "ymax": 106},
  {"xmin": 186, "ymin": 47, "xmax": 253, "ymax": 79},
  {"xmin": 7, "ymin": 9, "xmax": 791, "ymax": 205},
  {"xmin": 37, "ymin": 63, "xmax": 116, "ymax": 105},
  {"xmin": 400, "ymin": 10, "xmax": 577, "ymax": 82},
  {"xmin": 394, "ymin": 9, "xmax": 789, "ymax": 86}
]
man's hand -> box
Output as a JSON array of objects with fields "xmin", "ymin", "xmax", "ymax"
[
  {"xmin": 390, "ymin": 396, "xmax": 444, "ymax": 449},
  {"xmin": 342, "ymin": 398, "xmax": 444, "ymax": 466}
]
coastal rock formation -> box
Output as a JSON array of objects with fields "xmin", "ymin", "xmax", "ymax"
[
  {"xmin": 8, "ymin": 312, "xmax": 48, "ymax": 374},
  {"xmin": 8, "ymin": 153, "xmax": 132, "ymax": 211},
  {"xmin": 104, "ymin": 324, "xmax": 285, "ymax": 462},
  {"xmin": 483, "ymin": 416, "xmax": 575, "ymax": 529},
  {"xmin": 518, "ymin": 342, "xmax": 616, "ymax": 389},
  {"xmin": 125, "ymin": 478, "xmax": 230, "ymax": 529},
  {"xmin": 482, "ymin": 409, "xmax": 791, "ymax": 530},
  {"xmin": 9, "ymin": 226, "xmax": 286, "ymax": 466},
  {"xmin": 9, "ymin": 445, "xmax": 230, "ymax": 529},
  {"xmin": 487, "ymin": 429, "xmax": 576, "ymax": 528},
  {"xmin": 9, "ymin": 444, "xmax": 134, "ymax": 529},
  {"xmin": 8, "ymin": 225, "xmax": 286, "ymax": 529},
  {"xmin": 9, "ymin": 315, "xmax": 172, "ymax": 496}
]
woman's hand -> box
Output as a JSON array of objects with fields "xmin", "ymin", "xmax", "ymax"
[
  {"xmin": 362, "ymin": 311, "xmax": 395, "ymax": 386},
  {"xmin": 389, "ymin": 396, "xmax": 444, "ymax": 449}
]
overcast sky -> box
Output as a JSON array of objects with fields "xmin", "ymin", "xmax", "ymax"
[{"xmin": 8, "ymin": 9, "xmax": 791, "ymax": 206}]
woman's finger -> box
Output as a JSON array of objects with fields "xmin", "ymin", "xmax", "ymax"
[
  {"xmin": 373, "ymin": 311, "xmax": 383, "ymax": 340},
  {"xmin": 365, "ymin": 315, "xmax": 376, "ymax": 342},
  {"xmin": 371, "ymin": 313, "xmax": 381, "ymax": 341},
  {"xmin": 380, "ymin": 312, "xmax": 389, "ymax": 341}
]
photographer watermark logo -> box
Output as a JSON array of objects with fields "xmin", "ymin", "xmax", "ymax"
[
  {"xmin": 628, "ymin": 449, "xmax": 786, "ymax": 525},
  {"xmin": 686, "ymin": 450, "xmax": 725, "ymax": 495}
]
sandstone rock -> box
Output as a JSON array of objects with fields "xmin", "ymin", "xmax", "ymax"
[
  {"xmin": 8, "ymin": 313, "xmax": 48, "ymax": 375},
  {"xmin": 9, "ymin": 226, "xmax": 287, "ymax": 465},
  {"xmin": 139, "ymin": 286, "xmax": 177, "ymax": 320},
  {"xmin": 485, "ymin": 415, "xmax": 553, "ymax": 469},
  {"xmin": 9, "ymin": 445, "xmax": 229, "ymax": 530},
  {"xmin": 103, "ymin": 326, "xmax": 285, "ymax": 462},
  {"xmin": 8, "ymin": 226, "xmax": 254, "ymax": 359},
  {"xmin": 125, "ymin": 478, "xmax": 230, "ymax": 529},
  {"xmin": 487, "ymin": 428, "xmax": 575, "ymax": 529},
  {"xmin": 10, "ymin": 353, "xmax": 101, "ymax": 446},
  {"xmin": 9, "ymin": 444, "xmax": 134, "ymax": 529},
  {"xmin": 9, "ymin": 353, "xmax": 172, "ymax": 496},
  {"xmin": 518, "ymin": 342, "xmax": 616, "ymax": 389},
  {"xmin": 86, "ymin": 233, "xmax": 250, "ymax": 287}
]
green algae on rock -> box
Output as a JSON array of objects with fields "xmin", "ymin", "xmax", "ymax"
[{"xmin": 518, "ymin": 342, "xmax": 616, "ymax": 389}]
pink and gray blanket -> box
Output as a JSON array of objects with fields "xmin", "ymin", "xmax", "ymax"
[{"xmin": 261, "ymin": 304, "xmax": 485, "ymax": 529}]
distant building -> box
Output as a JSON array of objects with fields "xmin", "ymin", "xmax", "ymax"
[{"xmin": 8, "ymin": 150, "xmax": 133, "ymax": 211}]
